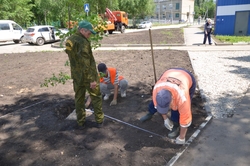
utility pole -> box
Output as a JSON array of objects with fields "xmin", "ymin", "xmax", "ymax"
[
  {"xmin": 158, "ymin": 0, "xmax": 160, "ymax": 23},
  {"xmin": 170, "ymin": 0, "xmax": 173, "ymax": 24},
  {"xmin": 189, "ymin": 5, "xmax": 191, "ymax": 24}
]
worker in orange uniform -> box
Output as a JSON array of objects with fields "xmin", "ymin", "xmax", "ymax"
[
  {"xmin": 140, "ymin": 68, "xmax": 196, "ymax": 144},
  {"xmin": 98, "ymin": 63, "xmax": 128, "ymax": 106}
]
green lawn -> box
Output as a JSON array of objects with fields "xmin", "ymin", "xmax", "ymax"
[{"xmin": 214, "ymin": 35, "xmax": 250, "ymax": 43}]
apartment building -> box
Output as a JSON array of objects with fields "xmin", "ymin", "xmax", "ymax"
[{"xmin": 153, "ymin": 0, "xmax": 194, "ymax": 22}]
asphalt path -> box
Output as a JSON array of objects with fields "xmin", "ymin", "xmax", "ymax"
[{"xmin": 0, "ymin": 41, "xmax": 64, "ymax": 54}]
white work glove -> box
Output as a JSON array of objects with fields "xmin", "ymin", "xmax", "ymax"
[
  {"xmin": 164, "ymin": 118, "xmax": 173, "ymax": 131},
  {"xmin": 175, "ymin": 136, "xmax": 185, "ymax": 144},
  {"xmin": 110, "ymin": 100, "xmax": 117, "ymax": 106}
]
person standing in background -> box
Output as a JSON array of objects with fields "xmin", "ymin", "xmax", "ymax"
[
  {"xmin": 203, "ymin": 18, "xmax": 213, "ymax": 45},
  {"xmin": 198, "ymin": 15, "xmax": 201, "ymax": 25}
]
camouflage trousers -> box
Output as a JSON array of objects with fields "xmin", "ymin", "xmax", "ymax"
[{"xmin": 73, "ymin": 81, "xmax": 104, "ymax": 126}]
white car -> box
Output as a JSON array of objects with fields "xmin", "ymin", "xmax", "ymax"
[
  {"xmin": 23, "ymin": 25, "xmax": 68, "ymax": 46},
  {"xmin": 138, "ymin": 21, "xmax": 152, "ymax": 29},
  {"xmin": 0, "ymin": 20, "xmax": 25, "ymax": 43}
]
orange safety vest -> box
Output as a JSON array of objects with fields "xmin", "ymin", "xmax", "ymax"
[
  {"xmin": 152, "ymin": 69, "xmax": 193, "ymax": 126},
  {"xmin": 100, "ymin": 68, "xmax": 124, "ymax": 84}
]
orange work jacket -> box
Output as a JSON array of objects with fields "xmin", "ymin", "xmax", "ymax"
[{"xmin": 152, "ymin": 69, "xmax": 193, "ymax": 126}]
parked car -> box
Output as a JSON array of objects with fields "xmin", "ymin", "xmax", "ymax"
[
  {"xmin": 0, "ymin": 20, "xmax": 25, "ymax": 43},
  {"xmin": 137, "ymin": 21, "xmax": 152, "ymax": 29},
  {"xmin": 23, "ymin": 25, "xmax": 68, "ymax": 46}
]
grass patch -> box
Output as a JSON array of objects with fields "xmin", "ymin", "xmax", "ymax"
[
  {"xmin": 160, "ymin": 41, "xmax": 167, "ymax": 44},
  {"xmin": 161, "ymin": 30, "xmax": 173, "ymax": 37},
  {"xmin": 214, "ymin": 35, "xmax": 250, "ymax": 43},
  {"xmin": 152, "ymin": 23, "xmax": 170, "ymax": 27}
]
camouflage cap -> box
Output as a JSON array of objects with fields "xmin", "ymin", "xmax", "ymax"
[{"xmin": 78, "ymin": 20, "xmax": 96, "ymax": 34}]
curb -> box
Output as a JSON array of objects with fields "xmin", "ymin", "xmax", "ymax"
[
  {"xmin": 53, "ymin": 42, "xmax": 250, "ymax": 48},
  {"xmin": 214, "ymin": 42, "xmax": 232, "ymax": 46},
  {"xmin": 232, "ymin": 42, "xmax": 250, "ymax": 45},
  {"xmin": 166, "ymin": 115, "xmax": 213, "ymax": 166},
  {"xmin": 100, "ymin": 44, "xmax": 186, "ymax": 47},
  {"xmin": 214, "ymin": 42, "xmax": 250, "ymax": 46},
  {"xmin": 51, "ymin": 42, "xmax": 65, "ymax": 48}
]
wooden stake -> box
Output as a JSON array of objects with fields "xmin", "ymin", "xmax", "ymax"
[{"xmin": 149, "ymin": 29, "xmax": 157, "ymax": 83}]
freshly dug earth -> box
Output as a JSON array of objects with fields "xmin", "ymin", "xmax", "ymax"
[{"xmin": 0, "ymin": 28, "xmax": 207, "ymax": 166}]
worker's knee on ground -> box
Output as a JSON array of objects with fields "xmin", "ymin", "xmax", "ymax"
[
  {"xmin": 100, "ymin": 83, "xmax": 108, "ymax": 92},
  {"xmin": 119, "ymin": 79, "xmax": 128, "ymax": 90}
]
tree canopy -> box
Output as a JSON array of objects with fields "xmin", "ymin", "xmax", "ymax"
[
  {"xmin": 194, "ymin": 0, "xmax": 216, "ymax": 19},
  {"xmin": 0, "ymin": 0, "xmax": 155, "ymax": 28},
  {"xmin": 0, "ymin": 0, "xmax": 215, "ymax": 28},
  {"xmin": 0, "ymin": 0, "xmax": 34, "ymax": 26}
]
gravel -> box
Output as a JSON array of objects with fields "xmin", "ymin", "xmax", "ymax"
[{"xmin": 189, "ymin": 51, "xmax": 250, "ymax": 118}]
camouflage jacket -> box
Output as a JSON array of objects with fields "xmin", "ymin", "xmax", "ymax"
[{"xmin": 65, "ymin": 31, "xmax": 99, "ymax": 84}]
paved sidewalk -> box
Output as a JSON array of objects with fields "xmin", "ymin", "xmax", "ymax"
[
  {"xmin": 172, "ymin": 86, "xmax": 250, "ymax": 166},
  {"xmin": 166, "ymin": 25, "xmax": 250, "ymax": 166},
  {"xmin": 184, "ymin": 24, "xmax": 205, "ymax": 46}
]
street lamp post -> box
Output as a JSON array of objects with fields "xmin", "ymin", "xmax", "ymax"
[{"xmin": 171, "ymin": 0, "xmax": 173, "ymax": 24}]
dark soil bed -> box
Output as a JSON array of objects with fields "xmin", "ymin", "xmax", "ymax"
[
  {"xmin": 0, "ymin": 28, "xmax": 207, "ymax": 166},
  {"xmin": 100, "ymin": 28, "xmax": 184, "ymax": 45}
]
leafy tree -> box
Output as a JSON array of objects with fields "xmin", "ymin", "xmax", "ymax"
[
  {"xmin": 195, "ymin": 0, "xmax": 205, "ymax": 7},
  {"xmin": 30, "ymin": 0, "xmax": 85, "ymax": 27},
  {"xmin": 118, "ymin": 0, "xmax": 155, "ymax": 27},
  {"xmin": 194, "ymin": 0, "xmax": 215, "ymax": 19},
  {"xmin": 118, "ymin": 0, "xmax": 155, "ymax": 18},
  {"xmin": 0, "ymin": 0, "xmax": 34, "ymax": 26}
]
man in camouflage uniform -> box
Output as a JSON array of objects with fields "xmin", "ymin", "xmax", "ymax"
[{"xmin": 65, "ymin": 20, "xmax": 104, "ymax": 128}]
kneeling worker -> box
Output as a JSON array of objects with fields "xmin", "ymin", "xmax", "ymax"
[
  {"xmin": 140, "ymin": 68, "xmax": 196, "ymax": 144},
  {"xmin": 98, "ymin": 63, "xmax": 128, "ymax": 106}
]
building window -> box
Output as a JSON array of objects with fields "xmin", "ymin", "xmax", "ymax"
[
  {"xmin": 169, "ymin": 3, "xmax": 173, "ymax": 10},
  {"xmin": 176, "ymin": 3, "xmax": 180, "ymax": 10},
  {"xmin": 162, "ymin": 5, "xmax": 166, "ymax": 11},
  {"xmin": 156, "ymin": 4, "xmax": 160, "ymax": 12},
  {"xmin": 175, "ymin": 13, "xmax": 179, "ymax": 18}
]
